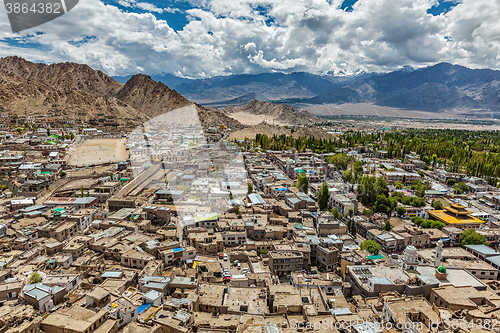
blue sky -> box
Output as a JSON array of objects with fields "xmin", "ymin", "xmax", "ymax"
[
  {"xmin": 100, "ymin": 0, "xmax": 193, "ymax": 32},
  {"xmin": 0, "ymin": 0, "xmax": 498, "ymax": 78}
]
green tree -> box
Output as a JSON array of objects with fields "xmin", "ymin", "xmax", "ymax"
[
  {"xmin": 326, "ymin": 153, "xmax": 354, "ymax": 170},
  {"xmin": 58, "ymin": 171, "xmax": 66, "ymax": 178},
  {"xmin": 247, "ymin": 183, "xmax": 253, "ymax": 194},
  {"xmin": 296, "ymin": 173, "xmax": 309, "ymax": 193},
  {"xmin": 410, "ymin": 216, "xmax": 425, "ymax": 226},
  {"xmin": 317, "ymin": 182, "xmax": 330, "ymax": 211},
  {"xmin": 421, "ymin": 220, "xmax": 446, "ymax": 230},
  {"xmin": 396, "ymin": 206, "xmax": 406, "ymax": 217},
  {"xmin": 330, "ymin": 208, "xmax": 342, "ymax": 220},
  {"xmin": 349, "ymin": 219, "xmax": 357, "ymax": 236},
  {"xmin": 383, "ymin": 220, "xmax": 392, "ymax": 231},
  {"xmin": 167, "ymin": 194, "xmax": 173, "ymax": 203},
  {"xmin": 411, "ymin": 179, "xmax": 430, "ymax": 198},
  {"xmin": 80, "ymin": 186, "xmax": 84, "ymax": 197},
  {"xmin": 411, "ymin": 197, "xmax": 426, "ymax": 207},
  {"xmin": 29, "ymin": 272, "xmax": 42, "ymax": 284},
  {"xmin": 373, "ymin": 194, "xmax": 397, "ymax": 214},
  {"xmin": 454, "ymin": 182, "xmax": 468, "ymax": 194},
  {"xmin": 460, "ymin": 228, "xmax": 489, "ymax": 246},
  {"xmin": 432, "ymin": 200, "xmax": 443, "ymax": 210},
  {"xmin": 357, "ymin": 176, "xmax": 389, "ymax": 207},
  {"xmin": 344, "ymin": 210, "xmax": 357, "ymax": 236},
  {"xmin": 360, "ymin": 240, "xmax": 381, "ymax": 255},
  {"xmin": 394, "ymin": 181, "xmax": 403, "ymax": 189},
  {"xmin": 446, "ymin": 178, "xmax": 456, "ymax": 186}
]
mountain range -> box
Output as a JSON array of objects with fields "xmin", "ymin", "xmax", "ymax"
[
  {"xmin": 136, "ymin": 63, "xmax": 500, "ymax": 113},
  {"xmin": 0, "ymin": 56, "xmax": 243, "ymax": 130},
  {"xmin": 2, "ymin": 56, "xmax": 500, "ymax": 129}
]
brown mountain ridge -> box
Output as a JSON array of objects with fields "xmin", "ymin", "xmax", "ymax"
[
  {"xmin": 0, "ymin": 56, "xmax": 243, "ymax": 131},
  {"xmin": 223, "ymin": 99, "xmax": 321, "ymax": 125}
]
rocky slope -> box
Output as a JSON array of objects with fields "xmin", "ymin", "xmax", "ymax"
[
  {"xmin": 0, "ymin": 57, "xmax": 244, "ymax": 131},
  {"xmin": 163, "ymin": 62, "xmax": 500, "ymax": 113},
  {"xmin": 203, "ymin": 92, "xmax": 267, "ymax": 107},
  {"xmin": 0, "ymin": 56, "xmax": 123, "ymax": 96},
  {"xmin": 305, "ymin": 63, "xmax": 500, "ymax": 111},
  {"xmin": 223, "ymin": 100, "xmax": 321, "ymax": 125},
  {"xmin": 304, "ymin": 87, "xmax": 365, "ymax": 104},
  {"xmin": 197, "ymin": 105, "xmax": 244, "ymax": 130},
  {"xmin": 176, "ymin": 72, "xmax": 340, "ymax": 102},
  {"xmin": 378, "ymin": 82, "xmax": 478, "ymax": 110},
  {"xmin": 115, "ymin": 74, "xmax": 192, "ymax": 118},
  {"xmin": 0, "ymin": 70, "xmax": 148, "ymax": 127}
]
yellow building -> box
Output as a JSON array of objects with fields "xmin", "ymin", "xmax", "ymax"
[{"xmin": 428, "ymin": 204, "xmax": 485, "ymax": 228}]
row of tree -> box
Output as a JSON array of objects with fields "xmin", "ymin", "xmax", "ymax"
[{"xmin": 253, "ymin": 129, "xmax": 500, "ymax": 182}]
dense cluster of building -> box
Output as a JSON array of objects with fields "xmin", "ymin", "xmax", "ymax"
[{"xmin": 2, "ymin": 126, "xmax": 500, "ymax": 333}]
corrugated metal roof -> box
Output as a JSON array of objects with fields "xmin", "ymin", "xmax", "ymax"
[
  {"xmin": 248, "ymin": 193, "xmax": 265, "ymax": 205},
  {"xmin": 101, "ymin": 271, "xmax": 123, "ymax": 278}
]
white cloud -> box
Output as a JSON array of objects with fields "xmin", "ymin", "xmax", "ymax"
[
  {"xmin": 114, "ymin": 0, "xmax": 178, "ymax": 14},
  {"xmin": 0, "ymin": 0, "xmax": 498, "ymax": 77}
]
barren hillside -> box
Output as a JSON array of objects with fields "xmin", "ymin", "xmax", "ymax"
[{"xmin": 223, "ymin": 100, "xmax": 321, "ymax": 125}]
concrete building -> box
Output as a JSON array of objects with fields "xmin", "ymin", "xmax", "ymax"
[
  {"xmin": 329, "ymin": 194, "xmax": 356, "ymax": 216},
  {"xmin": 269, "ymin": 251, "xmax": 303, "ymax": 277}
]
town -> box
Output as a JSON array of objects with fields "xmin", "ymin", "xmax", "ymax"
[{"xmin": 2, "ymin": 118, "xmax": 500, "ymax": 333}]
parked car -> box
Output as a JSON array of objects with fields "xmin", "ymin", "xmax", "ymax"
[
  {"xmin": 233, "ymin": 260, "xmax": 239, "ymax": 267},
  {"xmin": 237, "ymin": 262, "xmax": 241, "ymax": 269},
  {"xmin": 223, "ymin": 276, "xmax": 231, "ymax": 282},
  {"xmin": 223, "ymin": 253, "xmax": 227, "ymax": 261},
  {"xmin": 219, "ymin": 253, "xmax": 224, "ymax": 259}
]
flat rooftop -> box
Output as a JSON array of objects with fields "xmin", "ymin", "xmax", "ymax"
[
  {"xmin": 417, "ymin": 247, "xmax": 475, "ymax": 263},
  {"xmin": 414, "ymin": 265, "xmax": 486, "ymax": 289},
  {"xmin": 385, "ymin": 297, "xmax": 439, "ymax": 325}
]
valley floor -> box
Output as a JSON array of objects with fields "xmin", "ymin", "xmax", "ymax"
[
  {"xmin": 296, "ymin": 102, "xmax": 473, "ymax": 119},
  {"xmin": 227, "ymin": 111, "xmax": 285, "ymax": 126}
]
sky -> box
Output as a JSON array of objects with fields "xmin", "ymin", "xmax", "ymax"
[{"xmin": 0, "ymin": 0, "xmax": 499, "ymax": 78}]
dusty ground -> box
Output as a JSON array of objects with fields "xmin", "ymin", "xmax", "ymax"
[
  {"xmin": 228, "ymin": 112, "xmax": 281, "ymax": 126},
  {"xmin": 67, "ymin": 138, "xmax": 128, "ymax": 166},
  {"xmin": 60, "ymin": 179, "xmax": 98, "ymax": 191}
]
